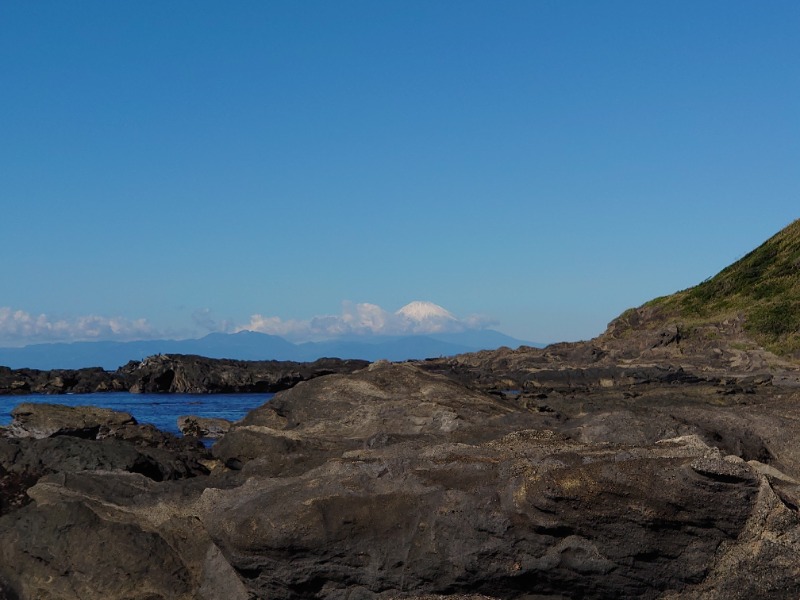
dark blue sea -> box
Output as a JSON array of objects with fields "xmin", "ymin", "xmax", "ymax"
[{"xmin": 0, "ymin": 392, "xmax": 273, "ymax": 436}]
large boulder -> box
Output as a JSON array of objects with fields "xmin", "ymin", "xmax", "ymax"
[
  {"xmin": 0, "ymin": 471, "xmax": 250, "ymax": 600},
  {"xmin": 0, "ymin": 404, "xmax": 210, "ymax": 520},
  {"xmin": 199, "ymin": 433, "xmax": 782, "ymax": 599},
  {"xmin": 7, "ymin": 403, "xmax": 136, "ymax": 439},
  {"xmin": 1, "ymin": 429, "xmax": 798, "ymax": 599},
  {"xmin": 212, "ymin": 361, "xmax": 539, "ymax": 475}
]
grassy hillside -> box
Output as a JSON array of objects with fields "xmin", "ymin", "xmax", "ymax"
[{"xmin": 647, "ymin": 219, "xmax": 800, "ymax": 356}]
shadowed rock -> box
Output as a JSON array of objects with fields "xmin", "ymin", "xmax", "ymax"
[
  {"xmin": 0, "ymin": 355, "xmax": 370, "ymax": 396},
  {"xmin": 120, "ymin": 355, "xmax": 370, "ymax": 394},
  {"xmin": 7, "ymin": 403, "xmax": 136, "ymax": 439},
  {"xmin": 178, "ymin": 416, "xmax": 232, "ymax": 438},
  {"xmin": 0, "ymin": 404, "xmax": 210, "ymax": 521}
]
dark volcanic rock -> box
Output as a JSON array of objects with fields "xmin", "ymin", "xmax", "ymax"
[
  {"xmin": 119, "ymin": 354, "xmax": 370, "ymax": 394},
  {"xmin": 178, "ymin": 415, "xmax": 232, "ymax": 438},
  {"xmin": 0, "ymin": 404, "xmax": 209, "ymax": 520},
  {"xmin": 0, "ymin": 492, "xmax": 194, "ymax": 600},
  {"xmin": 212, "ymin": 361, "xmax": 540, "ymax": 476},
  {"xmin": 0, "ymin": 470, "xmax": 251, "ymax": 600},
  {"xmin": 201, "ymin": 434, "xmax": 767, "ymax": 599},
  {"xmin": 7, "ymin": 402, "xmax": 136, "ymax": 439},
  {"xmin": 0, "ymin": 463, "xmax": 37, "ymax": 516},
  {"xmin": 0, "ymin": 365, "xmax": 125, "ymax": 395},
  {"xmin": 0, "ymin": 355, "xmax": 370, "ymax": 396},
  {"xmin": 1, "ymin": 362, "xmax": 799, "ymax": 599}
]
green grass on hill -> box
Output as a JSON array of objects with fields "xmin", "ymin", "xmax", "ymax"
[{"xmin": 647, "ymin": 219, "xmax": 800, "ymax": 356}]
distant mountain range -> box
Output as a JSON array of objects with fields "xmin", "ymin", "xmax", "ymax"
[{"xmin": 0, "ymin": 329, "xmax": 543, "ymax": 371}]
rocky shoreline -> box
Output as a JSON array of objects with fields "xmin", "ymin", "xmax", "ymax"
[
  {"xmin": 1, "ymin": 316, "xmax": 800, "ymax": 598},
  {"xmin": 0, "ymin": 355, "xmax": 370, "ymax": 395}
]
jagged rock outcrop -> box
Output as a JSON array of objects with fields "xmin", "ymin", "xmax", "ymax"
[
  {"xmin": 415, "ymin": 221, "xmax": 800, "ymax": 395},
  {"xmin": 0, "ymin": 355, "xmax": 370, "ymax": 396},
  {"xmin": 120, "ymin": 354, "xmax": 369, "ymax": 394},
  {"xmin": 413, "ymin": 308, "xmax": 798, "ymax": 397},
  {"xmin": 0, "ymin": 365, "xmax": 127, "ymax": 395},
  {"xmin": 0, "ymin": 404, "xmax": 210, "ymax": 521},
  {"xmin": 177, "ymin": 416, "xmax": 232, "ymax": 439}
]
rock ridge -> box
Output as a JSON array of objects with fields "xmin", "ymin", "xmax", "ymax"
[{"xmin": 0, "ymin": 355, "xmax": 369, "ymax": 395}]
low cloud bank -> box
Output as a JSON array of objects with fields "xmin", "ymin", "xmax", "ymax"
[
  {"xmin": 0, "ymin": 307, "xmax": 153, "ymax": 346},
  {"xmin": 236, "ymin": 301, "xmax": 498, "ymax": 341},
  {"xmin": 0, "ymin": 301, "xmax": 498, "ymax": 347}
]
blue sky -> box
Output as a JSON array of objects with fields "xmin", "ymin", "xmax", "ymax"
[{"xmin": 1, "ymin": 1, "xmax": 798, "ymax": 347}]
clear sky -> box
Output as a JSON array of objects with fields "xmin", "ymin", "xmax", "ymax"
[{"xmin": 1, "ymin": 1, "xmax": 798, "ymax": 347}]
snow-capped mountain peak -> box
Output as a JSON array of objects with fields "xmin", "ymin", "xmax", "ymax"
[{"xmin": 395, "ymin": 301, "xmax": 457, "ymax": 327}]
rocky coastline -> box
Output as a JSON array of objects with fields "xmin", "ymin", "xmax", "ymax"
[
  {"xmin": 2, "ymin": 222, "xmax": 800, "ymax": 599},
  {"xmin": 1, "ymin": 322, "xmax": 799, "ymax": 598}
]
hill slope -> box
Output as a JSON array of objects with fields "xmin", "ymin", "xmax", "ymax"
[
  {"xmin": 622, "ymin": 218, "xmax": 800, "ymax": 357},
  {"xmin": 421, "ymin": 219, "xmax": 800, "ymax": 394}
]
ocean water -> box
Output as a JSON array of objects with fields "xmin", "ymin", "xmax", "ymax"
[{"xmin": 0, "ymin": 392, "xmax": 273, "ymax": 436}]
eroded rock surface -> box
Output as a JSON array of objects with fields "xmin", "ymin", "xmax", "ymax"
[
  {"xmin": 0, "ymin": 404, "xmax": 209, "ymax": 523},
  {"xmin": 213, "ymin": 361, "xmax": 540, "ymax": 476},
  {"xmin": 1, "ymin": 359, "xmax": 800, "ymax": 599}
]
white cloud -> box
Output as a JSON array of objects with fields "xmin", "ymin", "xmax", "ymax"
[
  {"xmin": 191, "ymin": 308, "xmax": 234, "ymax": 334},
  {"xmin": 239, "ymin": 314, "xmax": 309, "ymax": 338},
  {"xmin": 0, "ymin": 301, "xmax": 500, "ymax": 347},
  {"xmin": 0, "ymin": 307, "xmax": 154, "ymax": 346},
  {"xmin": 236, "ymin": 300, "xmax": 496, "ymax": 341},
  {"xmin": 463, "ymin": 313, "xmax": 500, "ymax": 330},
  {"xmin": 338, "ymin": 301, "xmax": 394, "ymax": 335}
]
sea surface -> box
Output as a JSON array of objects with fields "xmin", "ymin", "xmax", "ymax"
[{"xmin": 0, "ymin": 392, "xmax": 273, "ymax": 436}]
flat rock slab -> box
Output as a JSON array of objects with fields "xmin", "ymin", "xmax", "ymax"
[{"xmin": 8, "ymin": 403, "xmax": 136, "ymax": 439}]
